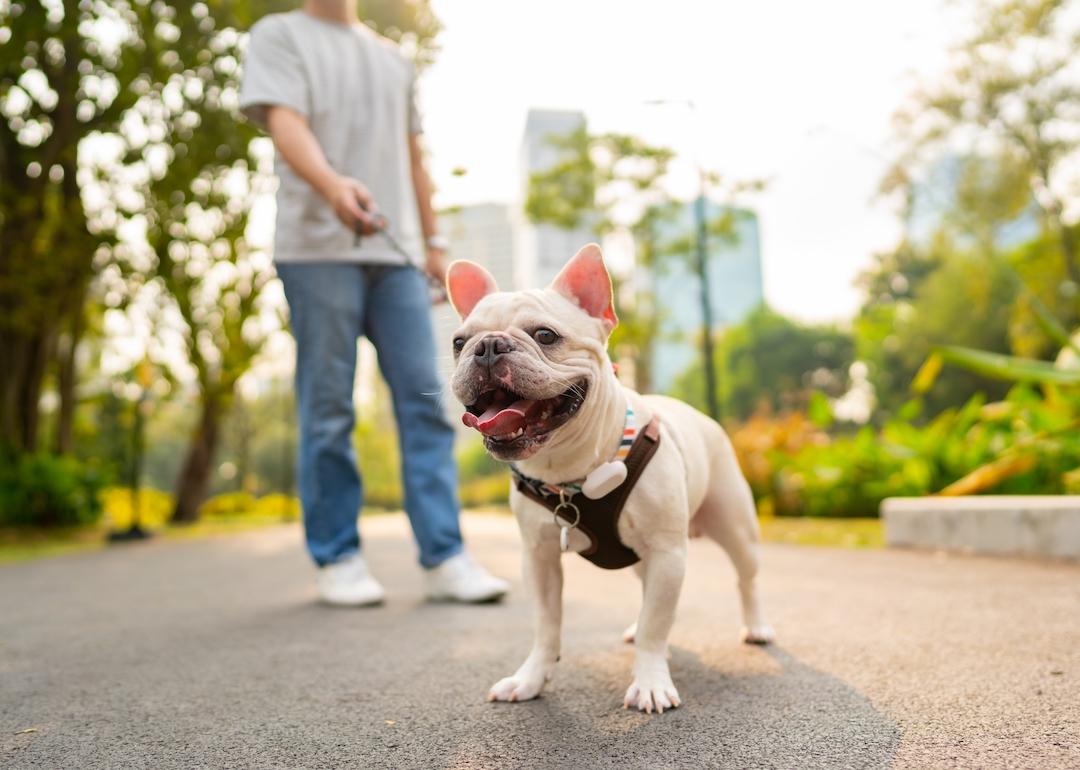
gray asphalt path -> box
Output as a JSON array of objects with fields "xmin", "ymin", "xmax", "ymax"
[{"xmin": 1, "ymin": 514, "xmax": 1077, "ymax": 769}]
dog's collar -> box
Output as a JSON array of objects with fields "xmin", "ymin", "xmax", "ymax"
[{"xmin": 510, "ymin": 406, "xmax": 638, "ymax": 499}]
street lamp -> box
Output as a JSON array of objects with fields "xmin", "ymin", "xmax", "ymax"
[{"xmin": 643, "ymin": 99, "xmax": 721, "ymax": 421}]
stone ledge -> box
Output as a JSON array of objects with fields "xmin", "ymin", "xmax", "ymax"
[{"xmin": 882, "ymin": 496, "xmax": 1080, "ymax": 560}]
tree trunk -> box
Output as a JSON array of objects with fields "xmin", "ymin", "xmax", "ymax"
[
  {"xmin": 171, "ymin": 396, "xmax": 223, "ymax": 524},
  {"xmin": 0, "ymin": 329, "xmax": 54, "ymax": 452},
  {"xmin": 54, "ymin": 307, "xmax": 83, "ymax": 455}
]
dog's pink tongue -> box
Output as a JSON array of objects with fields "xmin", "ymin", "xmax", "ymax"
[{"xmin": 462, "ymin": 398, "xmax": 540, "ymax": 437}]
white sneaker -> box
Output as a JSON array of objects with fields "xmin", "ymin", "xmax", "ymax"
[
  {"xmin": 316, "ymin": 553, "xmax": 386, "ymax": 607},
  {"xmin": 423, "ymin": 552, "xmax": 509, "ymax": 604}
]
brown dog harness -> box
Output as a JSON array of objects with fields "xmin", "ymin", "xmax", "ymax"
[{"xmin": 512, "ymin": 417, "xmax": 661, "ymax": 570}]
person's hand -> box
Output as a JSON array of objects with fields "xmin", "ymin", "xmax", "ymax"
[
  {"xmin": 322, "ymin": 175, "xmax": 379, "ymax": 233},
  {"xmin": 425, "ymin": 247, "xmax": 448, "ymax": 285},
  {"xmin": 425, "ymin": 247, "xmax": 449, "ymax": 304}
]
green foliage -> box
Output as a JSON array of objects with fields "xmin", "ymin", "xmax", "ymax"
[
  {"xmin": 890, "ymin": 0, "xmax": 1080, "ymax": 292},
  {"xmin": 1, "ymin": 0, "xmax": 442, "ymax": 518},
  {"xmin": 732, "ymin": 385, "xmax": 1080, "ymax": 518},
  {"xmin": 857, "ymin": 245, "xmax": 1018, "ymax": 417},
  {"xmin": 671, "ymin": 306, "xmax": 855, "ymax": 421},
  {"xmin": 0, "ymin": 453, "xmax": 105, "ymax": 528},
  {"xmin": 525, "ymin": 128, "xmax": 674, "ymax": 234},
  {"xmin": 523, "ymin": 126, "xmax": 681, "ymax": 392},
  {"xmin": 934, "ymin": 346, "xmax": 1080, "ymax": 386},
  {"xmin": 456, "ymin": 437, "xmax": 510, "ymax": 507},
  {"xmin": 356, "ymin": 419, "xmax": 511, "ymax": 510},
  {"xmin": 458, "ymin": 474, "xmax": 510, "ymax": 508},
  {"xmin": 355, "ymin": 417, "xmax": 404, "ymax": 509},
  {"xmin": 457, "ymin": 436, "xmax": 503, "ymax": 480}
]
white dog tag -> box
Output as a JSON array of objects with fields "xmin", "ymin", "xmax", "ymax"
[
  {"xmin": 559, "ymin": 525, "xmax": 570, "ymax": 552},
  {"xmin": 582, "ymin": 461, "xmax": 628, "ymax": 499}
]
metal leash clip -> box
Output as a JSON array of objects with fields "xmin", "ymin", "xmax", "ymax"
[{"xmin": 553, "ymin": 489, "xmax": 581, "ymax": 553}]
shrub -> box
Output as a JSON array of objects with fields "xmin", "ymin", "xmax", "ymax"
[
  {"xmin": 459, "ymin": 474, "xmax": 510, "ymax": 508},
  {"xmin": 100, "ymin": 487, "xmax": 174, "ymax": 529},
  {"xmin": 730, "ymin": 386, "xmax": 1080, "ymax": 518},
  {"xmin": 199, "ymin": 491, "xmax": 257, "ymax": 518},
  {"xmin": 252, "ymin": 493, "xmax": 301, "ymax": 521},
  {"xmin": 0, "ymin": 453, "xmax": 105, "ymax": 528}
]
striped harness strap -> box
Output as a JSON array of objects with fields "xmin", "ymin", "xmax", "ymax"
[
  {"xmin": 510, "ymin": 408, "xmax": 662, "ymax": 570},
  {"xmin": 510, "ymin": 407, "xmax": 639, "ymax": 499}
]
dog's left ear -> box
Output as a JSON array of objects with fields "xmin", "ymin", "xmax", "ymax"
[
  {"xmin": 446, "ymin": 260, "xmax": 498, "ymax": 319},
  {"xmin": 550, "ymin": 243, "xmax": 618, "ymax": 334}
]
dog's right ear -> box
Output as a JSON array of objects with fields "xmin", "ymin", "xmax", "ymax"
[{"xmin": 446, "ymin": 260, "xmax": 498, "ymax": 319}]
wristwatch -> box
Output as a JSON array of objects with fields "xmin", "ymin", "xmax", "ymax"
[{"xmin": 426, "ymin": 234, "xmax": 449, "ymax": 252}]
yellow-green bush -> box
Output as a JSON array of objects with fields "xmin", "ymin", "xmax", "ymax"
[
  {"xmin": 459, "ymin": 474, "xmax": 509, "ymax": 508},
  {"xmin": 252, "ymin": 493, "xmax": 301, "ymax": 521},
  {"xmin": 199, "ymin": 492, "xmax": 258, "ymax": 518},
  {"xmin": 101, "ymin": 487, "xmax": 174, "ymax": 529}
]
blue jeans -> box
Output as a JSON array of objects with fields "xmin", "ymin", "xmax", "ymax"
[{"xmin": 277, "ymin": 262, "xmax": 464, "ymax": 568}]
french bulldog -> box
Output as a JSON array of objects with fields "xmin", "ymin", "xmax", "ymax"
[{"xmin": 445, "ymin": 243, "xmax": 774, "ymax": 713}]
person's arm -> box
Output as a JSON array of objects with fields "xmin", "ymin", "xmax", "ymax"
[
  {"xmin": 266, "ymin": 104, "xmax": 377, "ymax": 232},
  {"xmin": 408, "ymin": 132, "xmax": 447, "ymax": 282}
]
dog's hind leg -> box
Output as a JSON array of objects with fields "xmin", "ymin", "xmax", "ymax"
[{"xmin": 695, "ymin": 447, "xmax": 775, "ymax": 645}]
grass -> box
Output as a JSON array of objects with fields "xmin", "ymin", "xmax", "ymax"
[
  {"xmin": 0, "ymin": 526, "xmax": 109, "ymax": 564},
  {"xmin": 758, "ymin": 516, "xmax": 884, "ymax": 549},
  {"xmin": 0, "ymin": 515, "xmax": 296, "ymax": 565}
]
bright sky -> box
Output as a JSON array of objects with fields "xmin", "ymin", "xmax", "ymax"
[{"xmin": 419, "ymin": 0, "xmax": 967, "ymax": 323}]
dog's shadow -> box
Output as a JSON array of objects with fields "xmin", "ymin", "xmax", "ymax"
[{"xmin": 442, "ymin": 643, "xmax": 900, "ymax": 770}]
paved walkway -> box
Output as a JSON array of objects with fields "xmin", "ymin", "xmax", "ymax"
[{"xmin": 1, "ymin": 514, "xmax": 1077, "ymax": 769}]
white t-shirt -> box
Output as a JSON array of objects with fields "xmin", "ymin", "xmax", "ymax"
[{"xmin": 239, "ymin": 11, "xmax": 423, "ymax": 265}]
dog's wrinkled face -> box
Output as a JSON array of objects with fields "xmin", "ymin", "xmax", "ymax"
[{"xmin": 446, "ymin": 244, "xmax": 618, "ymax": 462}]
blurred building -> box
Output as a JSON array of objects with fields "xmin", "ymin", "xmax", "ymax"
[
  {"xmin": 514, "ymin": 108, "xmax": 593, "ymax": 289},
  {"xmin": 441, "ymin": 202, "xmax": 515, "ymax": 289},
  {"xmin": 650, "ymin": 201, "xmax": 764, "ymax": 393},
  {"xmin": 430, "ymin": 202, "xmax": 516, "ymax": 430}
]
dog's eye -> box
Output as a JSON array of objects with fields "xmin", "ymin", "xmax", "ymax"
[
  {"xmin": 453, "ymin": 337, "xmax": 466, "ymax": 353},
  {"xmin": 533, "ymin": 328, "xmax": 559, "ymax": 345}
]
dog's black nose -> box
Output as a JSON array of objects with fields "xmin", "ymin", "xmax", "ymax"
[{"xmin": 474, "ymin": 335, "xmax": 513, "ymax": 367}]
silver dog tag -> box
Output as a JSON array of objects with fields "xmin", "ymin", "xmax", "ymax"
[{"xmin": 559, "ymin": 525, "xmax": 570, "ymax": 553}]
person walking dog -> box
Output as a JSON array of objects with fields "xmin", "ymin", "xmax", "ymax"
[{"xmin": 239, "ymin": 0, "xmax": 508, "ymax": 605}]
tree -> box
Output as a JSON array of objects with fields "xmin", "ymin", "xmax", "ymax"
[
  {"xmin": 525, "ymin": 127, "xmax": 676, "ymax": 392},
  {"xmin": 671, "ymin": 306, "xmax": 855, "ymax": 422},
  {"xmin": 889, "ymin": 0, "xmax": 1080, "ymax": 295},
  {"xmin": 114, "ymin": 1, "xmax": 441, "ymax": 522},
  {"xmin": 2, "ymin": 0, "xmax": 442, "ymax": 520},
  {"xmin": 856, "ymin": 235, "xmax": 1019, "ymax": 418},
  {"xmin": 0, "ymin": 0, "xmax": 142, "ymax": 452},
  {"xmin": 524, "ymin": 127, "xmax": 762, "ymax": 403}
]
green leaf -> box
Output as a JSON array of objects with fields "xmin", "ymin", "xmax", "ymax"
[
  {"xmin": 807, "ymin": 390, "xmax": 834, "ymax": 428},
  {"xmin": 936, "ymin": 346, "xmax": 1080, "ymax": 386},
  {"xmin": 912, "ymin": 352, "xmax": 944, "ymax": 394},
  {"xmin": 1026, "ymin": 291, "xmax": 1080, "ymax": 358}
]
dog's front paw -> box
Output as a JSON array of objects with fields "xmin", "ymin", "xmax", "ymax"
[
  {"xmin": 741, "ymin": 624, "xmax": 776, "ymax": 645},
  {"xmin": 487, "ymin": 674, "xmax": 545, "ymax": 703},
  {"xmin": 623, "ymin": 670, "xmax": 680, "ymax": 714}
]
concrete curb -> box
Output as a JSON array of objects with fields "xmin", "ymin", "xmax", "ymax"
[{"xmin": 882, "ymin": 496, "xmax": 1080, "ymax": 560}]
